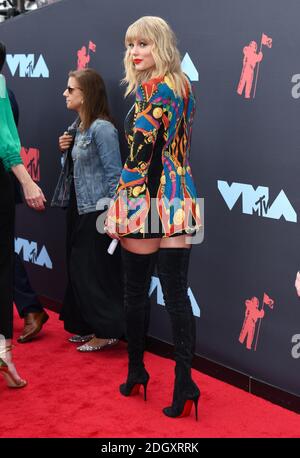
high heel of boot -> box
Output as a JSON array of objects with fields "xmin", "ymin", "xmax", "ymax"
[
  {"xmin": 119, "ymin": 369, "xmax": 149, "ymax": 401},
  {"xmin": 163, "ymin": 387, "xmax": 200, "ymax": 420},
  {"xmin": 178, "ymin": 394, "xmax": 199, "ymax": 420}
]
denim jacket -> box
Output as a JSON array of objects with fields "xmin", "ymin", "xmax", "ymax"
[{"xmin": 51, "ymin": 119, "xmax": 122, "ymax": 215}]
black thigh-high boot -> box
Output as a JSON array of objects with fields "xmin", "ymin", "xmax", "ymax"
[
  {"xmin": 120, "ymin": 248, "xmax": 158, "ymax": 400},
  {"xmin": 157, "ymin": 248, "xmax": 200, "ymax": 419}
]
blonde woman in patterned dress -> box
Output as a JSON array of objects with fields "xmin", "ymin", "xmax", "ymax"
[{"xmin": 106, "ymin": 16, "xmax": 201, "ymax": 419}]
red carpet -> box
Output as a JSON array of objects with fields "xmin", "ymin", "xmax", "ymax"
[{"xmin": 0, "ymin": 309, "xmax": 299, "ymax": 438}]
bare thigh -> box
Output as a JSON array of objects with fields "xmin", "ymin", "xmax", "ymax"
[
  {"xmin": 120, "ymin": 237, "xmax": 161, "ymax": 254},
  {"xmin": 160, "ymin": 235, "xmax": 191, "ymax": 249},
  {"xmin": 120, "ymin": 235, "xmax": 191, "ymax": 254}
]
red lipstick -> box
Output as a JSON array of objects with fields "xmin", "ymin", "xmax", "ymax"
[{"xmin": 133, "ymin": 59, "xmax": 142, "ymax": 64}]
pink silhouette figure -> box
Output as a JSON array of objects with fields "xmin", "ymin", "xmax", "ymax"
[
  {"xmin": 239, "ymin": 297, "xmax": 265, "ymax": 350},
  {"xmin": 77, "ymin": 46, "xmax": 90, "ymax": 69},
  {"xmin": 237, "ymin": 41, "xmax": 263, "ymax": 98},
  {"xmin": 295, "ymin": 271, "xmax": 300, "ymax": 296},
  {"xmin": 88, "ymin": 41, "xmax": 96, "ymax": 53}
]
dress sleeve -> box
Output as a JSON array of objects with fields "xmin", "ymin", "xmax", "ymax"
[
  {"xmin": 0, "ymin": 75, "xmax": 22, "ymax": 171},
  {"xmin": 107, "ymin": 80, "xmax": 169, "ymax": 235},
  {"xmin": 117, "ymin": 81, "xmax": 166, "ymax": 193}
]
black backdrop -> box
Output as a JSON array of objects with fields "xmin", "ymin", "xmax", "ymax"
[{"xmin": 1, "ymin": 0, "xmax": 300, "ymax": 398}]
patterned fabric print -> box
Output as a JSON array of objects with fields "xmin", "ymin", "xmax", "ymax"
[{"xmin": 108, "ymin": 75, "xmax": 201, "ymax": 237}]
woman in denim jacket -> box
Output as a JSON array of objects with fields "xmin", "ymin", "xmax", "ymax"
[{"xmin": 52, "ymin": 68, "xmax": 124, "ymax": 351}]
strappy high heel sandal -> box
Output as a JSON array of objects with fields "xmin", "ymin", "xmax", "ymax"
[{"xmin": 0, "ymin": 345, "xmax": 27, "ymax": 389}]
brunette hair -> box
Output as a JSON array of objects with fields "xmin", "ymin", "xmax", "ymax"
[{"xmin": 68, "ymin": 68, "xmax": 113, "ymax": 130}]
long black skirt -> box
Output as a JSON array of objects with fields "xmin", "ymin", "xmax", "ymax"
[
  {"xmin": 60, "ymin": 182, "xmax": 124, "ymax": 338},
  {"xmin": 0, "ymin": 162, "xmax": 14, "ymax": 339}
]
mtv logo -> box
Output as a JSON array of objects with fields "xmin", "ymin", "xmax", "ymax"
[
  {"xmin": 218, "ymin": 180, "xmax": 297, "ymax": 223},
  {"xmin": 15, "ymin": 237, "xmax": 52, "ymax": 269},
  {"xmin": 20, "ymin": 147, "xmax": 40, "ymax": 182},
  {"xmin": 6, "ymin": 54, "xmax": 49, "ymax": 78}
]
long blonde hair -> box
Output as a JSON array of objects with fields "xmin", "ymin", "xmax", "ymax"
[{"xmin": 123, "ymin": 16, "xmax": 189, "ymax": 98}]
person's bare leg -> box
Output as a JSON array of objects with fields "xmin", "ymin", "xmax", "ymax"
[
  {"xmin": 121, "ymin": 237, "xmax": 161, "ymax": 254},
  {"xmin": 160, "ymin": 234, "xmax": 191, "ymax": 249}
]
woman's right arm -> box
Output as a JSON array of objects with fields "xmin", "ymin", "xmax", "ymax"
[
  {"xmin": 0, "ymin": 83, "xmax": 46, "ymax": 210},
  {"xmin": 106, "ymin": 81, "xmax": 166, "ymax": 237},
  {"xmin": 59, "ymin": 132, "xmax": 74, "ymax": 151},
  {"xmin": 117, "ymin": 81, "xmax": 166, "ymax": 194}
]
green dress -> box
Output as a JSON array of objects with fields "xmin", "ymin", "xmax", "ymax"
[
  {"xmin": 0, "ymin": 74, "xmax": 22, "ymax": 170},
  {"xmin": 0, "ymin": 74, "xmax": 22, "ymax": 339}
]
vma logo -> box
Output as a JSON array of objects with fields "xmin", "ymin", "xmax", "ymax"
[
  {"xmin": 20, "ymin": 147, "xmax": 40, "ymax": 182},
  {"xmin": 218, "ymin": 181, "xmax": 297, "ymax": 223},
  {"xmin": 149, "ymin": 276, "xmax": 200, "ymax": 317},
  {"xmin": 15, "ymin": 238, "xmax": 52, "ymax": 269},
  {"xmin": 6, "ymin": 54, "xmax": 49, "ymax": 78},
  {"xmin": 181, "ymin": 53, "xmax": 199, "ymax": 82}
]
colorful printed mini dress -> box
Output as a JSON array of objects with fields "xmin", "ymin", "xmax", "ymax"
[{"xmin": 107, "ymin": 75, "xmax": 201, "ymax": 238}]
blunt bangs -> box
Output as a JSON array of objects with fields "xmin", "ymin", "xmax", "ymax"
[{"xmin": 125, "ymin": 19, "xmax": 155, "ymax": 46}]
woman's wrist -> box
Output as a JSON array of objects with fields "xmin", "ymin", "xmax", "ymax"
[{"xmin": 11, "ymin": 164, "xmax": 33, "ymax": 186}]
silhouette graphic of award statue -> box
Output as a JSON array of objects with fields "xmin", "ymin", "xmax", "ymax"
[
  {"xmin": 237, "ymin": 33, "xmax": 272, "ymax": 99},
  {"xmin": 239, "ymin": 293, "xmax": 274, "ymax": 350}
]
